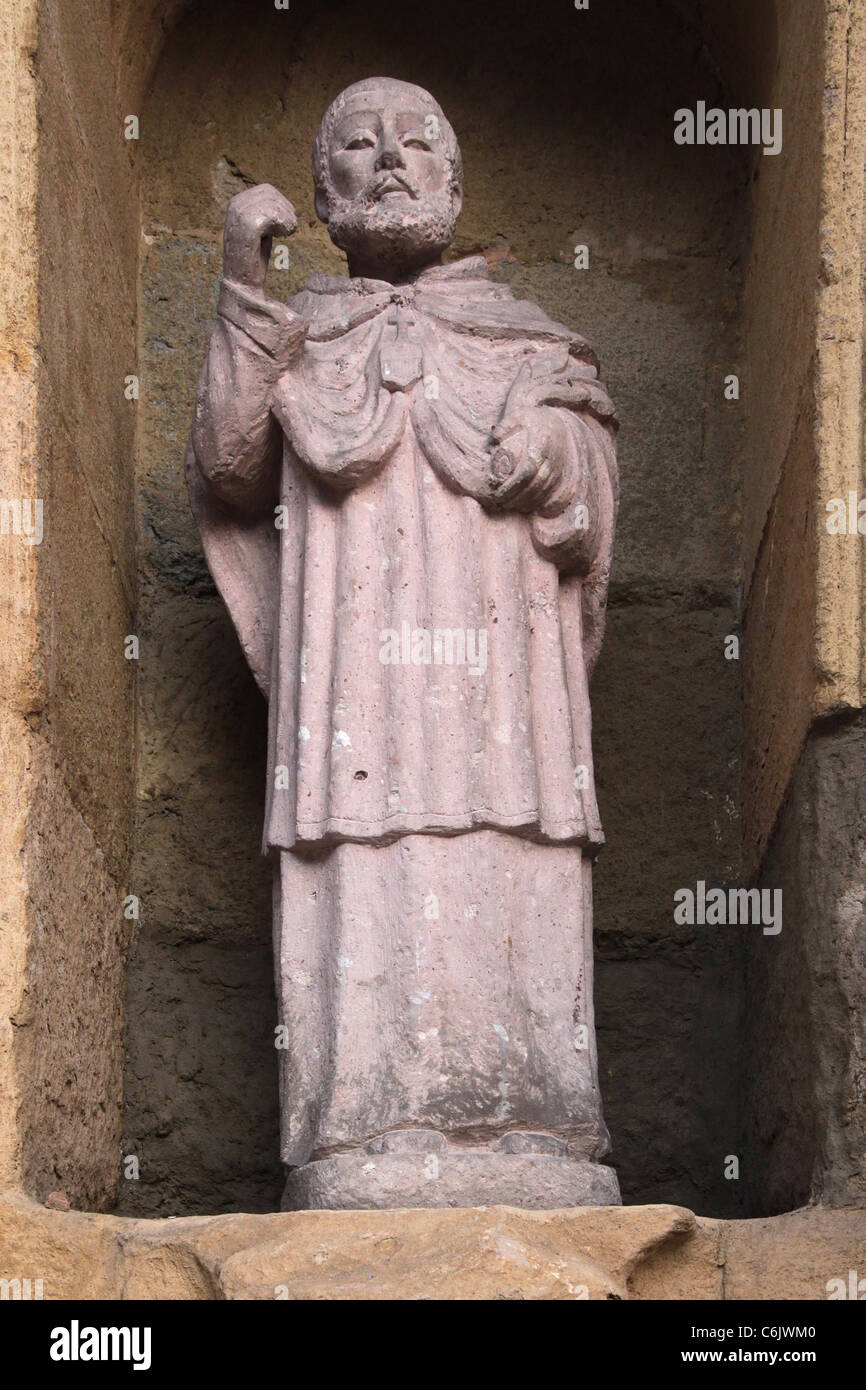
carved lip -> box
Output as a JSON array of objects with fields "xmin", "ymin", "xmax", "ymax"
[{"xmin": 372, "ymin": 176, "xmax": 416, "ymax": 199}]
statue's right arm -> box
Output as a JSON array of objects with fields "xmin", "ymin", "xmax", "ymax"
[
  {"xmin": 192, "ymin": 281, "xmax": 307, "ymax": 512},
  {"xmin": 192, "ymin": 184, "xmax": 306, "ymax": 514}
]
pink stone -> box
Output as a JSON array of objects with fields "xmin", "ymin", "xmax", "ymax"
[{"xmin": 188, "ymin": 78, "xmax": 619, "ymax": 1209}]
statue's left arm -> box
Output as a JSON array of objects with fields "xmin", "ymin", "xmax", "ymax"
[
  {"xmin": 491, "ymin": 371, "xmax": 618, "ymax": 578},
  {"xmin": 491, "ymin": 383, "xmax": 618, "ymax": 676}
]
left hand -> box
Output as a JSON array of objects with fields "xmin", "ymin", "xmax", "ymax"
[{"xmin": 489, "ymin": 407, "xmax": 569, "ymax": 512}]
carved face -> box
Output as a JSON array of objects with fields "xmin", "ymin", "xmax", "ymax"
[{"xmin": 314, "ymin": 79, "xmax": 463, "ymax": 275}]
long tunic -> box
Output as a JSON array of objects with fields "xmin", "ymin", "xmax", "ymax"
[{"xmin": 188, "ymin": 255, "xmax": 619, "ymax": 1163}]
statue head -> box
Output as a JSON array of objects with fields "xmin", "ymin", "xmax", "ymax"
[{"xmin": 312, "ymin": 77, "xmax": 463, "ymax": 281}]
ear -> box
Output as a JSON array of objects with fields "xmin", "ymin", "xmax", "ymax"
[
  {"xmin": 451, "ymin": 183, "xmax": 463, "ymax": 220},
  {"xmin": 314, "ymin": 185, "xmax": 330, "ymax": 223}
]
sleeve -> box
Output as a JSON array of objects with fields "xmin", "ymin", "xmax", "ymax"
[
  {"xmin": 191, "ymin": 278, "xmax": 308, "ymax": 514},
  {"xmin": 530, "ymin": 407, "xmax": 617, "ymax": 577},
  {"xmin": 527, "ymin": 368, "xmax": 619, "ymax": 678}
]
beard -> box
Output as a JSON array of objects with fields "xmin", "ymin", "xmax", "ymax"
[{"xmin": 325, "ymin": 180, "xmax": 458, "ymax": 270}]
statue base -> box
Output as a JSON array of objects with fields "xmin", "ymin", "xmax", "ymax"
[{"xmin": 282, "ymin": 1130, "xmax": 621, "ymax": 1211}]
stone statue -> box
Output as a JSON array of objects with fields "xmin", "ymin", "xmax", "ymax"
[{"xmin": 187, "ymin": 77, "xmax": 620, "ymax": 1210}]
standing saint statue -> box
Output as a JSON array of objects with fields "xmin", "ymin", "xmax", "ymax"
[{"xmin": 187, "ymin": 77, "xmax": 620, "ymax": 1209}]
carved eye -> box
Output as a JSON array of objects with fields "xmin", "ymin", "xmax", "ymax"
[
  {"xmin": 403, "ymin": 138, "xmax": 431, "ymax": 151},
  {"xmin": 345, "ymin": 134, "xmax": 375, "ymax": 150}
]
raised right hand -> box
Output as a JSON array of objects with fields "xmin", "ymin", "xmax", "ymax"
[{"xmin": 222, "ymin": 183, "xmax": 298, "ymax": 292}]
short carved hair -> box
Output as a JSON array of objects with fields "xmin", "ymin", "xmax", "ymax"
[{"xmin": 312, "ymin": 77, "xmax": 463, "ymax": 206}]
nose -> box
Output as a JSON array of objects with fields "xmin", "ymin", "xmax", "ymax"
[{"xmin": 375, "ymin": 127, "xmax": 405, "ymax": 171}]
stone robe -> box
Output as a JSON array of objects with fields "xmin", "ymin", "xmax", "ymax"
[{"xmin": 188, "ymin": 255, "xmax": 619, "ymax": 1181}]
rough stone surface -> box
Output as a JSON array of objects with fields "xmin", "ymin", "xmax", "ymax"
[
  {"xmin": 1, "ymin": 0, "xmax": 137, "ymax": 1211},
  {"xmin": 723, "ymin": 1205, "xmax": 866, "ymax": 1301},
  {"xmin": 2, "ymin": 1193, "xmax": 864, "ymax": 1300},
  {"xmin": 738, "ymin": 0, "xmax": 820, "ymax": 877},
  {"xmin": 0, "ymin": 0, "xmax": 40, "ymax": 1201},
  {"xmin": 741, "ymin": 0, "xmax": 866, "ymax": 871},
  {"xmin": 595, "ymin": 939, "xmax": 744, "ymax": 1216},
  {"xmin": 742, "ymin": 716, "xmax": 866, "ymax": 1215},
  {"xmin": 283, "ymin": 1150, "xmax": 621, "ymax": 1214},
  {"xmin": 121, "ymin": 938, "xmax": 281, "ymax": 1217}
]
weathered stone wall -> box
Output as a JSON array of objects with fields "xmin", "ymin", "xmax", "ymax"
[
  {"xmin": 740, "ymin": 0, "xmax": 825, "ymax": 876},
  {"xmin": 744, "ymin": 716, "xmax": 866, "ymax": 1214},
  {"xmin": 22, "ymin": 0, "xmax": 149, "ymax": 1214},
  {"xmin": 0, "ymin": 0, "xmax": 41, "ymax": 1200},
  {"xmin": 121, "ymin": 0, "xmax": 745, "ymax": 1216},
  {"xmin": 3, "ymin": 1192, "xmax": 865, "ymax": 1300},
  {"xmin": 0, "ymin": 0, "xmax": 216, "ymax": 1212},
  {"xmin": 739, "ymin": 0, "xmax": 866, "ymax": 1213},
  {"xmin": 0, "ymin": 0, "xmax": 141, "ymax": 1212}
]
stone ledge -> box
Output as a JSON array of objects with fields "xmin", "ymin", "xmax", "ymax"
[{"xmin": 0, "ymin": 1191, "xmax": 864, "ymax": 1299}]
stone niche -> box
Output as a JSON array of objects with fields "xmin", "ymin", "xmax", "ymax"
[
  {"xmin": 127, "ymin": 0, "xmax": 748, "ymax": 1217},
  {"xmin": 1, "ymin": 0, "xmax": 866, "ymax": 1295}
]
